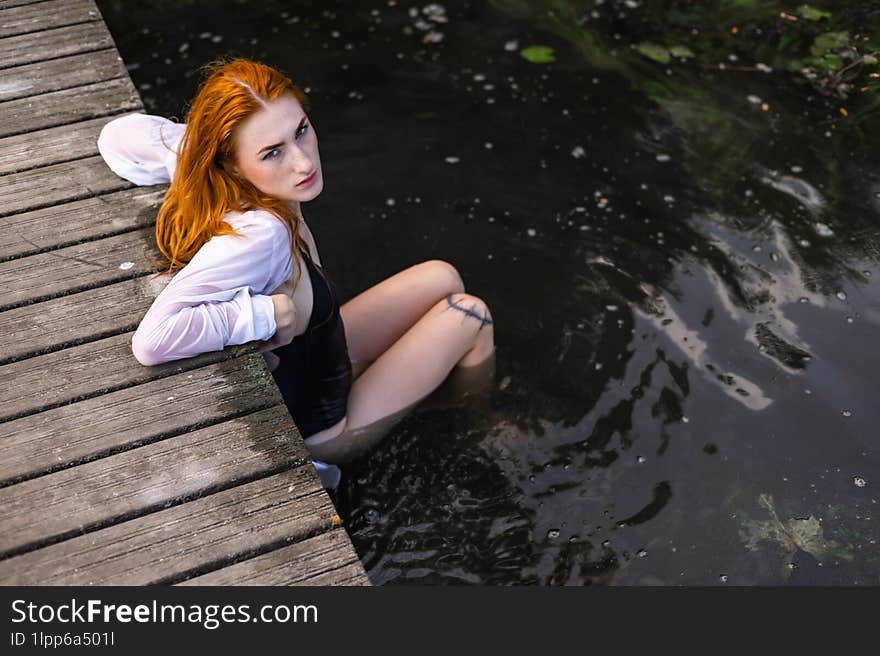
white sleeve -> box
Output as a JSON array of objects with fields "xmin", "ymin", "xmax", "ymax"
[
  {"xmin": 131, "ymin": 215, "xmax": 292, "ymax": 366},
  {"xmin": 96, "ymin": 113, "xmax": 186, "ymax": 185}
]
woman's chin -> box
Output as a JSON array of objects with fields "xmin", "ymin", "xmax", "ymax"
[{"xmin": 298, "ymin": 179, "xmax": 324, "ymax": 202}]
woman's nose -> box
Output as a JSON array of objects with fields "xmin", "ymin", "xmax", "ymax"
[{"xmin": 289, "ymin": 145, "xmax": 313, "ymax": 173}]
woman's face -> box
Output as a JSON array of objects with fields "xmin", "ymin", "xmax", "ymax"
[{"xmin": 230, "ymin": 92, "xmax": 323, "ymax": 204}]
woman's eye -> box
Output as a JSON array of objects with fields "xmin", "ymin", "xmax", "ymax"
[
  {"xmin": 263, "ymin": 148, "xmax": 281, "ymax": 160},
  {"xmin": 296, "ymin": 122, "xmax": 309, "ymax": 138}
]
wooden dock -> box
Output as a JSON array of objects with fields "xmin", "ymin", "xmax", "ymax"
[{"xmin": 0, "ymin": 0, "xmax": 370, "ymax": 586}]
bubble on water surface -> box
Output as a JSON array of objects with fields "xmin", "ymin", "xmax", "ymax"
[
  {"xmin": 547, "ymin": 529, "xmax": 560, "ymax": 539},
  {"xmin": 814, "ymin": 222, "xmax": 834, "ymax": 237},
  {"xmin": 836, "ymin": 291, "xmax": 847, "ymax": 301},
  {"xmin": 854, "ymin": 477, "xmax": 867, "ymax": 488}
]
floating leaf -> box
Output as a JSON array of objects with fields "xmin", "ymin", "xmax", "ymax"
[
  {"xmin": 520, "ymin": 45, "xmax": 555, "ymax": 64},
  {"xmin": 863, "ymin": 54, "xmax": 878, "ymax": 65},
  {"xmin": 739, "ymin": 494, "xmax": 853, "ymax": 569},
  {"xmin": 669, "ymin": 45, "xmax": 695, "ymax": 59},
  {"xmin": 635, "ymin": 42, "xmax": 670, "ymax": 64},
  {"xmin": 808, "ymin": 53, "xmax": 844, "ymax": 71},
  {"xmin": 811, "ymin": 31, "xmax": 850, "ymax": 57},
  {"xmin": 797, "ymin": 5, "xmax": 831, "ymax": 21}
]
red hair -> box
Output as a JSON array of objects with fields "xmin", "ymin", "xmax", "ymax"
[{"xmin": 152, "ymin": 58, "xmax": 311, "ymax": 278}]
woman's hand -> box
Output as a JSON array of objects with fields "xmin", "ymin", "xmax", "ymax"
[{"xmin": 258, "ymin": 293, "xmax": 298, "ymax": 353}]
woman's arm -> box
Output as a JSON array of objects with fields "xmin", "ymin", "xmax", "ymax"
[
  {"xmin": 97, "ymin": 113, "xmax": 186, "ymax": 185},
  {"xmin": 131, "ymin": 215, "xmax": 293, "ymax": 366}
]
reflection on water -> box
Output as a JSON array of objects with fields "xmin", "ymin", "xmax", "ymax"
[{"xmin": 100, "ymin": 0, "xmax": 880, "ymax": 585}]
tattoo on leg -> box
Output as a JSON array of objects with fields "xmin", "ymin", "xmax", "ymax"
[{"xmin": 444, "ymin": 294, "xmax": 494, "ymax": 330}]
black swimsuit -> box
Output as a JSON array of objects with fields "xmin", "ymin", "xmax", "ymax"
[{"xmin": 270, "ymin": 249, "xmax": 353, "ymax": 438}]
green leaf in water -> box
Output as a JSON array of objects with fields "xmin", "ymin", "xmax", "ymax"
[
  {"xmin": 635, "ymin": 42, "xmax": 671, "ymax": 64},
  {"xmin": 520, "ymin": 45, "xmax": 556, "ymax": 64},
  {"xmin": 777, "ymin": 32, "xmax": 798, "ymax": 54},
  {"xmin": 797, "ymin": 5, "xmax": 832, "ymax": 21},
  {"xmin": 811, "ymin": 31, "xmax": 850, "ymax": 57},
  {"xmin": 669, "ymin": 45, "xmax": 695, "ymax": 59},
  {"xmin": 807, "ymin": 54, "xmax": 845, "ymax": 71},
  {"xmin": 739, "ymin": 494, "xmax": 853, "ymax": 579},
  {"xmin": 862, "ymin": 54, "xmax": 878, "ymax": 65}
]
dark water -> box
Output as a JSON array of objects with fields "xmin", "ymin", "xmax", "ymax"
[{"xmin": 98, "ymin": 0, "xmax": 880, "ymax": 585}]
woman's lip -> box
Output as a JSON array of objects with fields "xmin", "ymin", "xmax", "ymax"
[{"xmin": 297, "ymin": 171, "xmax": 317, "ymax": 187}]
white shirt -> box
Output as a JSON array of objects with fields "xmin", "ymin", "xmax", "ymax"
[{"xmin": 97, "ymin": 113, "xmax": 293, "ymax": 366}]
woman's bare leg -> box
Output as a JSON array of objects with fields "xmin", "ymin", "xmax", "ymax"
[
  {"xmin": 340, "ymin": 259, "xmax": 465, "ymax": 379},
  {"xmin": 304, "ymin": 292, "xmax": 495, "ymax": 464}
]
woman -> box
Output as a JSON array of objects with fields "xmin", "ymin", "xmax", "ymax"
[{"xmin": 98, "ymin": 59, "xmax": 496, "ymax": 480}]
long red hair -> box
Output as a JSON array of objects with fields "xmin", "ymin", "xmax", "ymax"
[{"xmin": 151, "ymin": 58, "xmax": 311, "ymax": 279}]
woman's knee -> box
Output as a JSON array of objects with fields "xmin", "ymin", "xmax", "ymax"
[
  {"xmin": 421, "ymin": 259, "xmax": 465, "ymax": 296},
  {"xmin": 437, "ymin": 292, "xmax": 493, "ymax": 327}
]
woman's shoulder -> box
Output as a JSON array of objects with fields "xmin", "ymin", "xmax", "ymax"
[
  {"xmin": 180, "ymin": 209, "xmax": 293, "ymax": 286},
  {"xmin": 222, "ymin": 209, "xmax": 292, "ymax": 243}
]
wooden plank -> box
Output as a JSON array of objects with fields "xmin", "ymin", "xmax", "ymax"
[
  {"xmin": 1, "ymin": 155, "xmax": 132, "ymax": 218},
  {"xmin": 180, "ymin": 530, "xmax": 370, "ymax": 586},
  {"xmin": 0, "ymin": 331, "xmax": 257, "ymax": 423},
  {"xmin": 0, "ymin": 227, "xmax": 157, "ymax": 310},
  {"xmin": 0, "ymin": 1, "xmax": 53, "ymax": 10},
  {"xmin": 0, "ymin": 275, "xmax": 155, "ymax": 364},
  {"xmin": 0, "ymin": 404, "xmax": 310, "ymax": 558},
  {"xmin": 0, "ymin": 0, "xmax": 97, "ymax": 38},
  {"xmin": 0, "ymin": 20, "xmax": 114, "ymax": 70},
  {"xmin": 0, "ymin": 468, "xmax": 337, "ymax": 585},
  {"xmin": 0, "ymin": 186, "xmax": 163, "ymax": 259},
  {"xmin": 0, "ymin": 77, "xmax": 141, "ymax": 138},
  {"xmin": 0, "ymin": 48, "xmax": 126, "ymax": 102},
  {"xmin": 0, "ymin": 353, "xmax": 280, "ymax": 483},
  {"xmin": 0, "ymin": 115, "xmax": 118, "ymax": 175}
]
